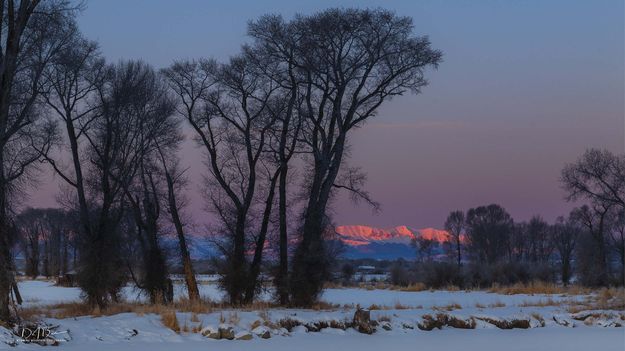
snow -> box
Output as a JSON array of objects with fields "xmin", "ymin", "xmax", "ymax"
[
  {"xmin": 2, "ymin": 319, "xmax": 622, "ymax": 351},
  {"xmin": 319, "ymin": 288, "xmax": 582, "ymax": 308},
  {"xmin": 18, "ymin": 280, "xmax": 584, "ymax": 309},
  {"xmin": 8, "ymin": 280, "xmax": 623, "ymax": 351},
  {"xmin": 18, "ymin": 281, "xmax": 82, "ymax": 306}
]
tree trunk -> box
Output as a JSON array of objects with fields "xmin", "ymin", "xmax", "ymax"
[
  {"xmin": 165, "ymin": 173, "xmax": 200, "ymax": 301},
  {"xmin": 244, "ymin": 173, "xmax": 278, "ymax": 303},
  {"xmin": 561, "ymin": 256, "xmax": 571, "ymax": 286},
  {"xmin": 290, "ymin": 133, "xmax": 346, "ymax": 306},
  {"xmin": 277, "ymin": 165, "xmax": 289, "ymax": 305},
  {"xmin": 456, "ymin": 236, "xmax": 462, "ymax": 267}
]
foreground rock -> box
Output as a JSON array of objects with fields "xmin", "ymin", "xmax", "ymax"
[
  {"xmin": 353, "ymin": 308, "xmax": 375, "ymax": 334},
  {"xmin": 201, "ymin": 324, "xmax": 236, "ymax": 340},
  {"xmin": 235, "ymin": 331, "xmax": 253, "ymax": 340},
  {"xmin": 252, "ymin": 326, "xmax": 272, "ymax": 339}
]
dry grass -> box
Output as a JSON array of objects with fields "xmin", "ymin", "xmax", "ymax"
[
  {"xmin": 567, "ymin": 287, "xmax": 625, "ymax": 313},
  {"xmin": 310, "ymin": 301, "xmax": 341, "ymax": 310},
  {"xmin": 160, "ymin": 311, "xmax": 180, "ymax": 333},
  {"xmin": 433, "ymin": 302, "xmax": 462, "ymax": 311},
  {"xmin": 359, "ymin": 282, "xmax": 391, "ymax": 290},
  {"xmin": 394, "ymin": 283, "xmax": 428, "ymax": 292},
  {"xmin": 19, "ymin": 297, "xmax": 219, "ymax": 320},
  {"xmin": 518, "ymin": 298, "xmax": 562, "ymax": 307},
  {"xmin": 191, "ymin": 322, "xmax": 204, "ymax": 333},
  {"xmin": 257, "ymin": 310, "xmax": 278, "ymax": 329},
  {"xmin": 488, "ymin": 301, "xmax": 506, "ymax": 308},
  {"xmin": 476, "ymin": 301, "xmax": 506, "ymax": 308},
  {"xmin": 489, "ymin": 282, "xmax": 591, "ymax": 296},
  {"xmin": 367, "ymin": 304, "xmax": 385, "ymax": 310},
  {"xmin": 393, "ymin": 301, "xmax": 411, "ymax": 310}
]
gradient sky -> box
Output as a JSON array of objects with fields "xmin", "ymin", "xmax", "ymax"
[{"xmin": 26, "ymin": 0, "xmax": 625, "ymax": 230}]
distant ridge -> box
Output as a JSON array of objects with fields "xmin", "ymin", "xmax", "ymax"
[{"xmin": 335, "ymin": 225, "xmax": 449, "ymax": 259}]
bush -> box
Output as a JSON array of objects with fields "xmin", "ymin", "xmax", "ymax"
[
  {"xmin": 389, "ymin": 262, "xmax": 414, "ymax": 287},
  {"xmin": 462, "ymin": 262, "xmax": 556, "ymax": 287},
  {"xmin": 418, "ymin": 262, "xmax": 463, "ymax": 288}
]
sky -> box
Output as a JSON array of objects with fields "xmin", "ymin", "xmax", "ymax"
[{"xmin": 26, "ymin": 0, "xmax": 625, "ymax": 230}]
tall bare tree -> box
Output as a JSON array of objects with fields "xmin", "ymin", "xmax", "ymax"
[
  {"xmin": 562, "ymin": 149, "xmax": 625, "ymax": 285},
  {"xmin": 526, "ymin": 215, "xmax": 553, "ymax": 263},
  {"xmin": 0, "ymin": 0, "xmax": 78, "ymax": 322},
  {"xmin": 161, "ymin": 59, "xmax": 215, "ymax": 302},
  {"xmin": 283, "ymin": 8, "xmax": 442, "ymax": 305},
  {"xmin": 444, "ymin": 210, "xmax": 464, "ymax": 267},
  {"xmin": 552, "ymin": 213, "xmax": 581, "ymax": 286},
  {"xmin": 118, "ymin": 62, "xmax": 178, "ymax": 304},
  {"xmin": 164, "ymin": 53, "xmax": 281, "ymax": 304},
  {"xmin": 248, "ymin": 16, "xmax": 304, "ymax": 304},
  {"xmin": 465, "ymin": 204, "xmax": 513, "ymax": 264},
  {"xmin": 155, "ymin": 147, "xmax": 199, "ymax": 301},
  {"xmin": 571, "ymin": 204, "xmax": 611, "ymax": 286}
]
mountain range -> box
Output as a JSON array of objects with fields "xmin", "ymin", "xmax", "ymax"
[
  {"xmin": 175, "ymin": 225, "xmax": 450, "ymax": 261},
  {"xmin": 335, "ymin": 225, "xmax": 449, "ymax": 260}
]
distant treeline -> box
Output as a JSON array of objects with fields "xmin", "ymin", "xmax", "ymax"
[{"xmin": 371, "ymin": 149, "xmax": 625, "ymax": 288}]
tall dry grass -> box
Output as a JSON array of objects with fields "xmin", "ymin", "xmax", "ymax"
[
  {"xmin": 160, "ymin": 311, "xmax": 180, "ymax": 333},
  {"xmin": 488, "ymin": 281, "xmax": 591, "ymax": 295}
]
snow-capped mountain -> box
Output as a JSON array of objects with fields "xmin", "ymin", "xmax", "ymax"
[{"xmin": 335, "ymin": 225, "xmax": 449, "ymax": 259}]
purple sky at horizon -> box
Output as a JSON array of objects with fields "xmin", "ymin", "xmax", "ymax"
[{"xmin": 25, "ymin": 0, "xmax": 624, "ymax": 230}]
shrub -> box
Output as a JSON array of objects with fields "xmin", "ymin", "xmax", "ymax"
[{"xmin": 418, "ymin": 262, "xmax": 463, "ymax": 288}]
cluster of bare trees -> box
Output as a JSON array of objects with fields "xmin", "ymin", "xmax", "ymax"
[
  {"xmin": 561, "ymin": 148, "xmax": 625, "ymax": 286},
  {"xmin": 435, "ymin": 149, "xmax": 625, "ymax": 287},
  {"xmin": 15, "ymin": 208, "xmax": 76, "ymax": 278},
  {"xmin": 162, "ymin": 9, "xmax": 441, "ymax": 306},
  {"xmin": 0, "ymin": 4, "xmax": 441, "ymax": 322}
]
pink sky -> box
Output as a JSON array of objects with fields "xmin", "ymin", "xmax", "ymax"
[{"xmin": 23, "ymin": 0, "xmax": 625, "ymax": 230}]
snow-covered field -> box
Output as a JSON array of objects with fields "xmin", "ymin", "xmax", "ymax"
[
  {"xmin": 3, "ymin": 279, "xmax": 623, "ymax": 350},
  {"xmin": 16, "ymin": 279, "xmax": 587, "ymax": 308}
]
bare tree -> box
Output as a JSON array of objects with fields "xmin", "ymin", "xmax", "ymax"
[
  {"xmin": 571, "ymin": 204, "xmax": 611, "ymax": 286},
  {"xmin": 0, "ymin": 0, "xmax": 79, "ymax": 322},
  {"xmin": 508, "ymin": 222, "xmax": 527, "ymax": 262},
  {"xmin": 552, "ymin": 214, "xmax": 581, "ymax": 286},
  {"xmin": 164, "ymin": 53, "xmax": 281, "ymax": 304},
  {"xmin": 562, "ymin": 149, "xmax": 625, "ymax": 210},
  {"xmin": 16, "ymin": 208, "xmax": 43, "ymax": 277},
  {"xmin": 118, "ymin": 62, "xmax": 177, "ymax": 304},
  {"xmin": 465, "ymin": 204, "xmax": 513, "ymax": 264},
  {"xmin": 286, "ymin": 8, "xmax": 442, "ymax": 306},
  {"xmin": 526, "ymin": 215, "xmax": 553, "ymax": 263},
  {"xmin": 444, "ymin": 210, "xmax": 464, "ymax": 267},
  {"xmin": 156, "ymin": 150, "xmax": 200, "ymax": 301},
  {"xmin": 411, "ymin": 236, "xmax": 437, "ymax": 262},
  {"xmin": 38, "ymin": 26, "xmax": 130, "ymax": 308},
  {"xmin": 160, "ymin": 60, "xmax": 216, "ymax": 303},
  {"xmin": 248, "ymin": 16, "xmax": 304, "ymax": 304},
  {"xmin": 68, "ymin": 60, "xmax": 160, "ymax": 308}
]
